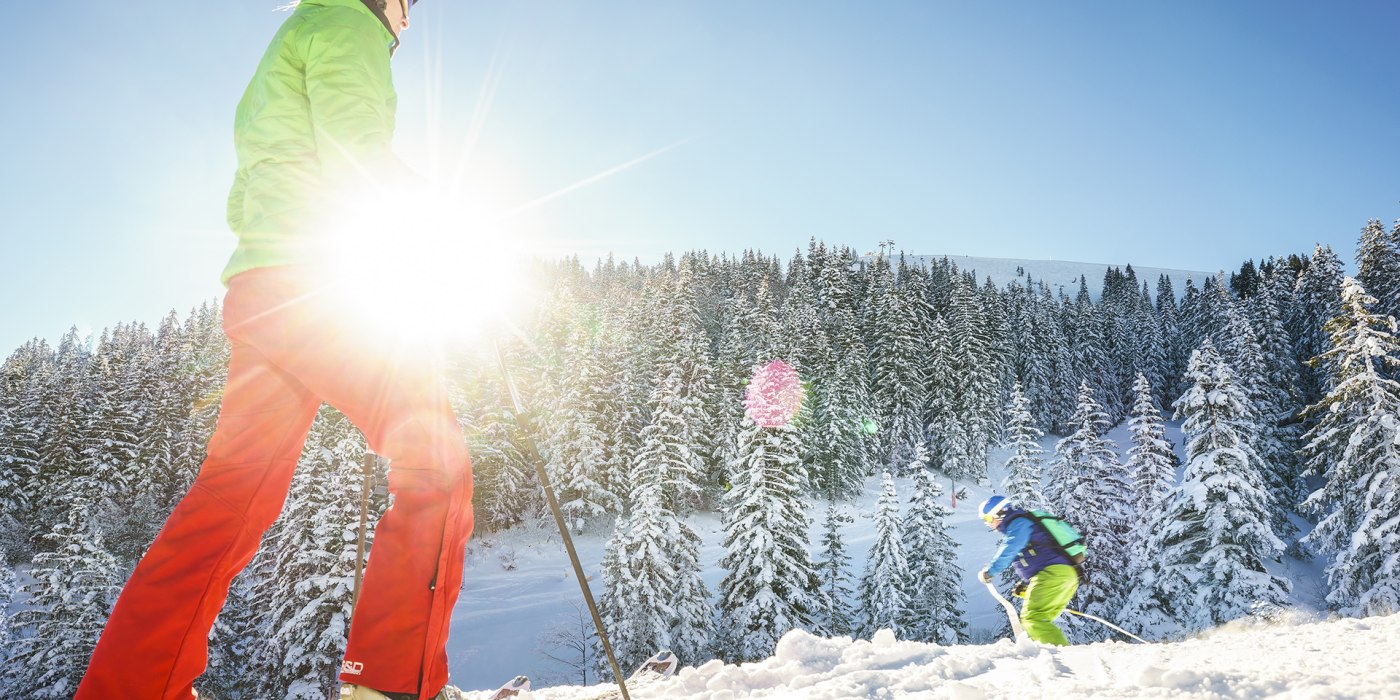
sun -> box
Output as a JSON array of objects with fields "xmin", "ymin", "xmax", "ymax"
[{"xmin": 313, "ymin": 182, "xmax": 538, "ymax": 346}]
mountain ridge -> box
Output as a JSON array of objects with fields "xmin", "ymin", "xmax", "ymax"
[{"xmin": 873, "ymin": 253, "xmax": 1215, "ymax": 299}]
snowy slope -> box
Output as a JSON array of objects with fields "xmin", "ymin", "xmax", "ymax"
[
  {"xmin": 442, "ymin": 420, "xmax": 1335, "ymax": 696},
  {"xmin": 891, "ymin": 254, "xmax": 1213, "ymax": 299},
  {"xmin": 454, "ymin": 613, "xmax": 1400, "ymax": 699}
]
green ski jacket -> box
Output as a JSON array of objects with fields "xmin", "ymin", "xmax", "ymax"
[{"xmin": 223, "ymin": 0, "xmax": 400, "ymax": 285}]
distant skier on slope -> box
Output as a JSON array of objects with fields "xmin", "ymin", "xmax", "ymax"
[
  {"xmin": 977, "ymin": 495, "xmax": 1083, "ymax": 646},
  {"xmin": 74, "ymin": 1, "xmax": 473, "ymax": 700}
]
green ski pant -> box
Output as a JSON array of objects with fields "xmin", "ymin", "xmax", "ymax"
[{"xmin": 1021, "ymin": 564, "xmax": 1078, "ymax": 646}]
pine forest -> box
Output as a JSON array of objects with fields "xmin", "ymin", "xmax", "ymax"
[{"xmin": 3, "ymin": 221, "xmax": 1400, "ymax": 698}]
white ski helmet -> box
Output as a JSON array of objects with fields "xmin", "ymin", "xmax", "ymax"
[{"xmin": 979, "ymin": 495, "xmax": 1011, "ymax": 522}]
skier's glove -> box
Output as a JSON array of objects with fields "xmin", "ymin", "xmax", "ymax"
[
  {"xmin": 978, "ymin": 569, "xmax": 992, "ymax": 584},
  {"xmin": 1012, "ymin": 582, "xmax": 1028, "ymax": 599}
]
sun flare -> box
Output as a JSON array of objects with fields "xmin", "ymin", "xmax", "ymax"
[{"xmin": 316, "ymin": 185, "xmax": 537, "ymax": 345}]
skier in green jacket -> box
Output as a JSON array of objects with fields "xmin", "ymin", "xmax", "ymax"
[{"xmin": 75, "ymin": 2, "xmax": 476, "ymax": 700}]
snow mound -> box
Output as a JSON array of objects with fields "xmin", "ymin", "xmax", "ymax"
[{"xmin": 455, "ymin": 612, "xmax": 1400, "ymax": 699}]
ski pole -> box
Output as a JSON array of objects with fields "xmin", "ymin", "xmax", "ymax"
[
  {"xmin": 340, "ymin": 451, "xmax": 377, "ymax": 700},
  {"xmin": 353, "ymin": 451, "xmax": 375, "ymax": 607},
  {"xmin": 1063, "ymin": 607, "xmax": 1148, "ymax": 644},
  {"xmin": 983, "ymin": 581, "xmax": 1030, "ymax": 644},
  {"xmin": 494, "ymin": 341, "xmax": 631, "ymax": 700}
]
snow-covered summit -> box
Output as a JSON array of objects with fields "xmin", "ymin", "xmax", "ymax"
[{"xmin": 456, "ymin": 611, "xmax": 1400, "ymax": 699}]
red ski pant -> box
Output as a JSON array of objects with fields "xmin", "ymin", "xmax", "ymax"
[{"xmin": 75, "ymin": 266, "xmax": 474, "ymax": 700}]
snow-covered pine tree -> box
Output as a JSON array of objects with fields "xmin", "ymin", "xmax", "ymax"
[
  {"xmin": 1251, "ymin": 267, "xmax": 1306, "ymax": 512},
  {"xmin": 1156, "ymin": 275, "xmax": 1188, "ymax": 408},
  {"xmin": 80, "ymin": 332, "xmax": 142, "ymax": 561},
  {"xmin": 780, "ymin": 248, "xmax": 829, "ymax": 381},
  {"xmin": 1045, "ymin": 383, "xmax": 1117, "ymax": 516},
  {"xmin": 0, "ymin": 340, "xmax": 50, "ymax": 558},
  {"xmin": 1177, "ymin": 281, "xmax": 1205, "ymax": 373},
  {"xmin": 712, "ymin": 287, "xmax": 755, "ymax": 442},
  {"xmin": 1292, "ymin": 245, "xmax": 1346, "ymax": 404},
  {"xmin": 1044, "ymin": 381, "xmax": 1131, "ymax": 641},
  {"xmin": 1123, "ymin": 372, "xmax": 1177, "ymax": 582},
  {"xmin": 169, "ymin": 302, "xmax": 228, "ymax": 510},
  {"xmin": 817, "ymin": 242, "xmax": 860, "ymax": 320},
  {"xmin": 899, "ymin": 446, "xmax": 966, "ymax": 644},
  {"xmin": 946, "ymin": 273, "xmax": 1000, "ymax": 480},
  {"xmin": 1001, "ymin": 382, "xmax": 1046, "ymax": 510},
  {"xmin": 596, "ymin": 426, "xmax": 714, "ymax": 676},
  {"xmin": 1218, "ymin": 301, "xmax": 1294, "ymax": 537},
  {"xmin": 1097, "ymin": 268, "xmax": 1134, "ymax": 424},
  {"xmin": 633, "ymin": 351, "xmax": 712, "ymax": 519},
  {"xmin": 657, "ymin": 262, "xmax": 721, "ymax": 508},
  {"xmin": 1299, "ymin": 277, "xmax": 1400, "ymax": 616},
  {"xmin": 717, "ymin": 412, "xmax": 821, "ymax": 662},
  {"xmin": 1011, "ymin": 287, "xmax": 1052, "ymax": 431},
  {"xmin": 783, "ymin": 257, "xmax": 836, "ymax": 494},
  {"xmin": 1033, "ymin": 285, "xmax": 1079, "ymax": 433},
  {"xmin": 813, "ymin": 502, "xmax": 856, "ymax": 637},
  {"xmin": 712, "ymin": 276, "xmax": 781, "ymax": 491},
  {"xmin": 649, "ymin": 459, "xmax": 714, "ymax": 658},
  {"xmin": 981, "ymin": 274, "xmax": 1015, "ymax": 397},
  {"xmin": 1133, "ymin": 339, "xmax": 1290, "ymax": 634},
  {"xmin": 136, "ymin": 312, "xmax": 194, "ymax": 525},
  {"xmin": 602, "ymin": 274, "xmax": 660, "ymax": 504},
  {"xmin": 32, "ymin": 328, "xmax": 93, "ymax": 538},
  {"xmin": 548, "ymin": 328, "xmax": 619, "ymax": 531},
  {"xmin": 923, "ymin": 313, "xmax": 959, "ymax": 475},
  {"xmin": 0, "ymin": 550, "xmax": 16, "ymax": 656},
  {"xmin": 810, "ymin": 310, "xmax": 875, "ymax": 500},
  {"xmin": 1067, "ymin": 277, "xmax": 1112, "ymax": 424},
  {"xmin": 857, "ymin": 471, "xmax": 909, "ymax": 639},
  {"xmin": 1195, "ymin": 276, "xmax": 1234, "ymax": 355},
  {"xmin": 1125, "ymin": 373, "xmax": 1176, "ymax": 520},
  {"xmin": 463, "ymin": 371, "xmax": 538, "ymax": 533},
  {"xmin": 1255, "ymin": 266, "xmax": 1303, "ymax": 406},
  {"xmin": 590, "ymin": 306, "xmax": 647, "ymax": 509},
  {"xmin": 864, "ymin": 255, "xmax": 927, "ymax": 471},
  {"xmin": 4, "ymin": 489, "xmax": 122, "ymax": 699},
  {"xmin": 1132, "ymin": 281, "xmax": 1169, "ymax": 401},
  {"xmin": 1356, "ymin": 218, "xmax": 1400, "ymax": 326},
  {"xmin": 1389, "ymin": 219, "xmax": 1400, "ymax": 320}
]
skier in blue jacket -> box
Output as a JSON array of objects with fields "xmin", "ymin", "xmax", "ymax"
[{"xmin": 977, "ymin": 495, "xmax": 1079, "ymax": 645}]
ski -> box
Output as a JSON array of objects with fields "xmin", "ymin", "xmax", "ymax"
[
  {"xmin": 634, "ymin": 650, "xmax": 678, "ymax": 677},
  {"xmin": 1063, "ymin": 607, "xmax": 1149, "ymax": 643},
  {"xmin": 486, "ymin": 651, "xmax": 675, "ymax": 700},
  {"xmin": 984, "ymin": 580, "xmax": 1030, "ymax": 644},
  {"xmin": 584, "ymin": 650, "xmax": 678, "ymax": 700},
  {"xmin": 488, "ymin": 675, "xmax": 530, "ymax": 700}
]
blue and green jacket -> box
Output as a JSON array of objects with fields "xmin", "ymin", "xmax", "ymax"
[{"xmin": 985, "ymin": 507, "xmax": 1076, "ymax": 580}]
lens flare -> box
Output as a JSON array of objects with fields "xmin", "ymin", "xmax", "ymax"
[{"xmin": 744, "ymin": 359, "xmax": 803, "ymax": 428}]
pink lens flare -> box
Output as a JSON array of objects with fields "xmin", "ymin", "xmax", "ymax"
[{"xmin": 744, "ymin": 359, "xmax": 804, "ymax": 428}]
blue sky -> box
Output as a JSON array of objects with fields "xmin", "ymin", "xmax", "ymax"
[{"xmin": 1, "ymin": 1, "xmax": 1397, "ymax": 353}]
